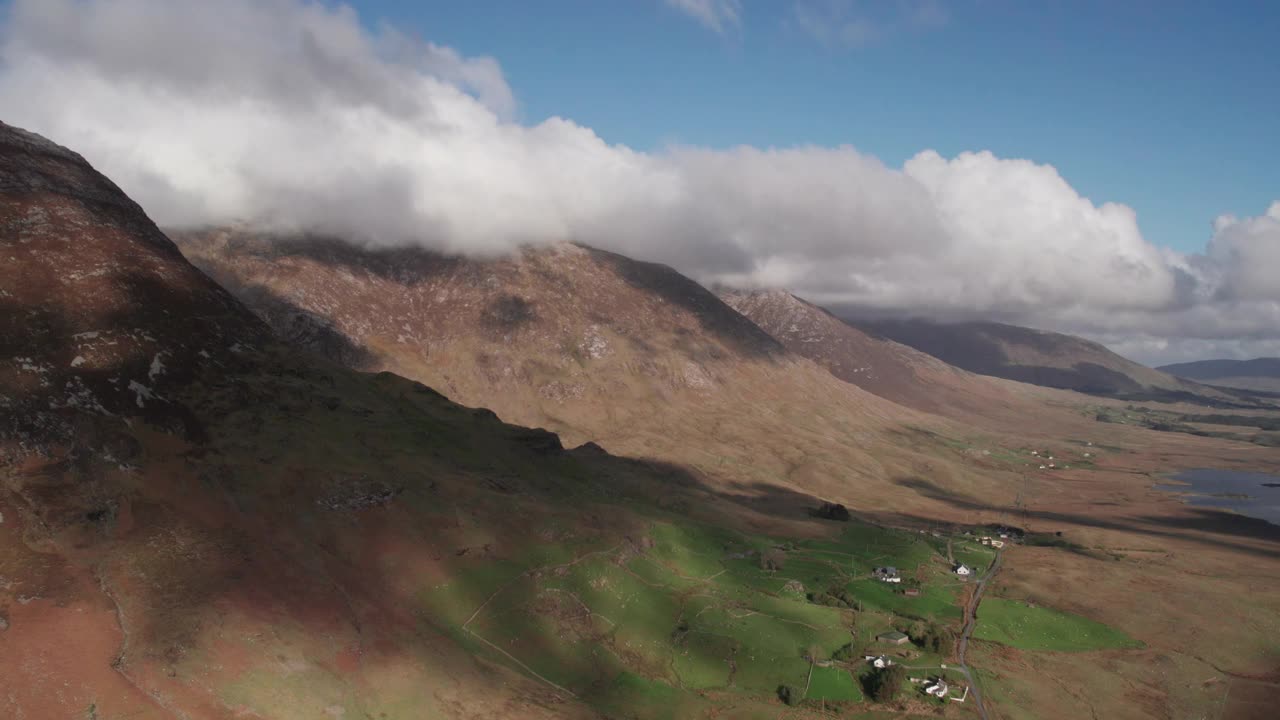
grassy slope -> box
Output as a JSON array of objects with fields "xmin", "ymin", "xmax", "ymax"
[
  {"xmin": 421, "ymin": 516, "xmax": 967, "ymax": 715},
  {"xmin": 973, "ymin": 597, "xmax": 1140, "ymax": 652}
]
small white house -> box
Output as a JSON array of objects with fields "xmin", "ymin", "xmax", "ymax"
[
  {"xmin": 954, "ymin": 563, "xmax": 972, "ymax": 576},
  {"xmin": 989, "ymin": 540, "xmax": 1005, "ymax": 549},
  {"xmin": 924, "ymin": 679, "xmax": 949, "ymax": 698},
  {"xmin": 864, "ymin": 655, "xmax": 894, "ymax": 669}
]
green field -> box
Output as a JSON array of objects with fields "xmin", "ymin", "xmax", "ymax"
[
  {"xmin": 417, "ymin": 517, "xmax": 965, "ymax": 714},
  {"xmin": 973, "ymin": 597, "xmax": 1141, "ymax": 651},
  {"xmin": 806, "ymin": 665, "xmax": 864, "ymax": 701}
]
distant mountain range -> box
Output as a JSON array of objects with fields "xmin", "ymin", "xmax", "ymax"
[
  {"xmin": 1158, "ymin": 357, "xmax": 1280, "ymax": 393},
  {"xmin": 851, "ymin": 317, "xmax": 1266, "ymax": 408}
]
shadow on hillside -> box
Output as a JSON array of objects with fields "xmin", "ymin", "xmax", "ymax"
[
  {"xmin": 887, "ymin": 473, "xmax": 1280, "ymax": 558},
  {"xmin": 581, "ymin": 245, "xmax": 785, "ymax": 361},
  {"xmin": 7, "ymin": 338, "xmax": 1279, "ymax": 714},
  {"xmin": 186, "ymin": 276, "xmax": 381, "ymax": 371},
  {"xmin": 576, "ymin": 450, "xmax": 1280, "ymax": 561}
]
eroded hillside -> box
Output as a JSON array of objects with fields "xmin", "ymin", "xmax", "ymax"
[{"xmin": 176, "ymin": 230, "xmax": 1027, "ymax": 514}]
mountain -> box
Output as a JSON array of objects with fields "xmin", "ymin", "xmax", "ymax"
[
  {"xmin": 173, "ymin": 229, "xmax": 1034, "ymax": 512},
  {"xmin": 854, "ymin": 317, "xmax": 1256, "ymax": 407},
  {"xmin": 3, "ymin": 122, "xmax": 1024, "ymax": 719},
  {"xmin": 1, "ymin": 120, "xmax": 639, "ymax": 718},
  {"xmin": 718, "ymin": 289, "xmax": 1070, "ymax": 428},
  {"xmin": 0, "ymin": 121, "xmax": 266, "ymax": 447},
  {"xmin": 1158, "ymin": 357, "xmax": 1280, "ymax": 393}
]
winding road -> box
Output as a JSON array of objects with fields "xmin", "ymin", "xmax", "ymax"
[{"xmin": 954, "ymin": 547, "xmax": 1003, "ymax": 720}]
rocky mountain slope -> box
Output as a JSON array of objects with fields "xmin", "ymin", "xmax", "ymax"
[
  {"xmin": 175, "ymin": 230, "xmax": 1034, "ymax": 511},
  {"xmin": 1158, "ymin": 357, "xmax": 1280, "ymax": 393},
  {"xmin": 1, "ymin": 119, "xmax": 629, "ymax": 718},
  {"xmin": 0, "ymin": 122, "xmax": 266, "ymax": 448},
  {"xmin": 719, "ymin": 289, "xmax": 1047, "ymax": 424},
  {"xmin": 856, "ymin": 317, "xmax": 1259, "ymax": 407}
]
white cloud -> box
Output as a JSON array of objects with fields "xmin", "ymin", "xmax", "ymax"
[
  {"xmin": 792, "ymin": 0, "xmax": 948, "ymax": 49},
  {"xmin": 664, "ymin": 0, "xmax": 742, "ymax": 34},
  {"xmin": 1206, "ymin": 202, "xmax": 1280, "ymax": 303},
  {"xmin": 2, "ymin": 0, "xmax": 1276, "ymax": 366}
]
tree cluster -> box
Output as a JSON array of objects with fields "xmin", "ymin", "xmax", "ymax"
[
  {"xmin": 863, "ymin": 664, "xmax": 906, "ymax": 702},
  {"xmin": 909, "ymin": 621, "xmax": 956, "ymax": 655}
]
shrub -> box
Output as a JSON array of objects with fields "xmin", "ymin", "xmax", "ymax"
[
  {"xmin": 807, "ymin": 585, "xmax": 858, "ymax": 609},
  {"xmin": 831, "ymin": 642, "xmax": 857, "ymax": 662},
  {"xmin": 760, "ymin": 548, "xmax": 787, "ymax": 572},
  {"xmin": 814, "ymin": 502, "xmax": 852, "ymax": 521},
  {"xmin": 910, "ymin": 622, "xmax": 956, "ymax": 655},
  {"xmin": 863, "ymin": 665, "xmax": 906, "ymax": 702},
  {"xmin": 777, "ymin": 684, "xmax": 796, "ymax": 705}
]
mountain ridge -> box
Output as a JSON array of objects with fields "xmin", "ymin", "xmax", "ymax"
[
  {"xmin": 718, "ymin": 288, "xmax": 1053, "ymax": 427},
  {"xmin": 852, "ymin": 316, "xmax": 1263, "ymax": 407},
  {"xmin": 1158, "ymin": 357, "xmax": 1280, "ymax": 393}
]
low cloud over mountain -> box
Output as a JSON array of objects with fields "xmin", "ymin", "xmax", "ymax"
[{"xmin": 3, "ymin": 0, "xmax": 1276, "ymax": 364}]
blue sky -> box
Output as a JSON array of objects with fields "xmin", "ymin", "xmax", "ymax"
[
  {"xmin": 361, "ymin": 0, "xmax": 1278, "ymax": 254},
  {"xmin": 6, "ymin": 0, "xmax": 1276, "ymax": 362}
]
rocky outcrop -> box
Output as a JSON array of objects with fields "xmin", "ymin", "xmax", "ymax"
[{"xmin": 0, "ymin": 121, "xmax": 267, "ymax": 450}]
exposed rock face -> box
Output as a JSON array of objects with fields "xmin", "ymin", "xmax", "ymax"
[{"xmin": 0, "ymin": 121, "xmax": 266, "ymax": 449}]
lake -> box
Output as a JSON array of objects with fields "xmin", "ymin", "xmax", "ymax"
[{"xmin": 1158, "ymin": 468, "xmax": 1280, "ymax": 526}]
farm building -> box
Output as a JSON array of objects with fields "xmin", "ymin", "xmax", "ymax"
[
  {"xmin": 954, "ymin": 563, "xmax": 972, "ymax": 576},
  {"xmin": 877, "ymin": 630, "xmax": 910, "ymax": 645},
  {"xmin": 873, "ymin": 566, "xmax": 902, "ymax": 583},
  {"xmin": 904, "ymin": 587, "xmax": 921, "ymax": 597},
  {"xmin": 864, "ymin": 655, "xmax": 894, "ymax": 668},
  {"xmin": 924, "ymin": 679, "xmax": 949, "ymax": 698}
]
